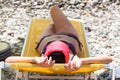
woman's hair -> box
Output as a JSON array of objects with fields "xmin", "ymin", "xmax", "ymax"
[{"xmin": 48, "ymin": 51, "xmax": 65, "ymax": 63}]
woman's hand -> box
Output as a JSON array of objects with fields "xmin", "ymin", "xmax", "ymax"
[
  {"xmin": 64, "ymin": 55, "xmax": 83, "ymax": 71},
  {"xmin": 34, "ymin": 56, "xmax": 55, "ymax": 67}
]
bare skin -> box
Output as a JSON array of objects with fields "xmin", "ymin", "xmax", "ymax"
[
  {"xmin": 5, "ymin": 6, "xmax": 113, "ymax": 71},
  {"xmin": 5, "ymin": 55, "xmax": 112, "ymax": 70},
  {"xmin": 5, "ymin": 55, "xmax": 55, "ymax": 67},
  {"xmin": 64, "ymin": 55, "xmax": 112, "ymax": 71}
]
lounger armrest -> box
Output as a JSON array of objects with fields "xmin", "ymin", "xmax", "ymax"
[{"xmin": 5, "ymin": 63, "xmax": 105, "ymax": 74}]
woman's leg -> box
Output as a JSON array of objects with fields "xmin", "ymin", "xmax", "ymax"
[
  {"xmin": 39, "ymin": 22, "xmax": 55, "ymax": 39},
  {"xmin": 50, "ymin": 6, "xmax": 78, "ymax": 37},
  {"xmin": 36, "ymin": 22, "xmax": 55, "ymax": 53}
]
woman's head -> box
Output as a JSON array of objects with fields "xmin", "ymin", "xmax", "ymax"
[
  {"xmin": 44, "ymin": 41, "xmax": 70, "ymax": 63},
  {"xmin": 48, "ymin": 51, "xmax": 65, "ymax": 63}
]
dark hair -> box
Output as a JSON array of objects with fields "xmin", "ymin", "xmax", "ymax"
[{"xmin": 48, "ymin": 51, "xmax": 65, "ymax": 63}]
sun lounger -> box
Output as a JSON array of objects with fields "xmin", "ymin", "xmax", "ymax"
[{"xmin": 0, "ymin": 19, "xmax": 112, "ymax": 80}]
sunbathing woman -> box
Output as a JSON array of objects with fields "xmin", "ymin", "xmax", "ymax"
[{"xmin": 5, "ymin": 6, "xmax": 112, "ymax": 71}]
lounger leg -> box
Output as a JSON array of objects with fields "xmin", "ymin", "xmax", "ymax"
[
  {"xmin": 84, "ymin": 73, "xmax": 97, "ymax": 80},
  {"xmin": 15, "ymin": 70, "xmax": 19, "ymax": 80},
  {"xmin": 15, "ymin": 70, "xmax": 22, "ymax": 80},
  {"xmin": 15, "ymin": 70, "xmax": 29, "ymax": 80},
  {"xmin": 23, "ymin": 72, "xmax": 29, "ymax": 80},
  {"xmin": 111, "ymin": 69, "xmax": 115, "ymax": 80},
  {"xmin": 0, "ymin": 68, "xmax": 1, "ymax": 80},
  {"xmin": 0, "ymin": 62, "xmax": 4, "ymax": 80},
  {"xmin": 85, "ymin": 73, "xmax": 90, "ymax": 80},
  {"xmin": 90, "ymin": 72, "xmax": 97, "ymax": 80}
]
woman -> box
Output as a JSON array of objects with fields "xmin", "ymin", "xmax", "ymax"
[{"xmin": 5, "ymin": 6, "xmax": 112, "ymax": 71}]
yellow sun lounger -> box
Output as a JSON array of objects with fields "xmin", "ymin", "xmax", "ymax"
[{"xmin": 0, "ymin": 19, "xmax": 108, "ymax": 80}]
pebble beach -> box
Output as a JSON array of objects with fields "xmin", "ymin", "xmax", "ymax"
[{"xmin": 0, "ymin": 0, "xmax": 120, "ymax": 79}]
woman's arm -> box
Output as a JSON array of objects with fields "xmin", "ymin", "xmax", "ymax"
[
  {"xmin": 5, "ymin": 56, "xmax": 35, "ymax": 63},
  {"xmin": 64, "ymin": 55, "xmax": 113, "ymax": 71},
  {"xmin": 81, "ymin": 56, "xmax": 113, "ymax": 64},
  {"xmin": 5, "ymin": 56, "xmax": 55, "ymax": 67}
]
